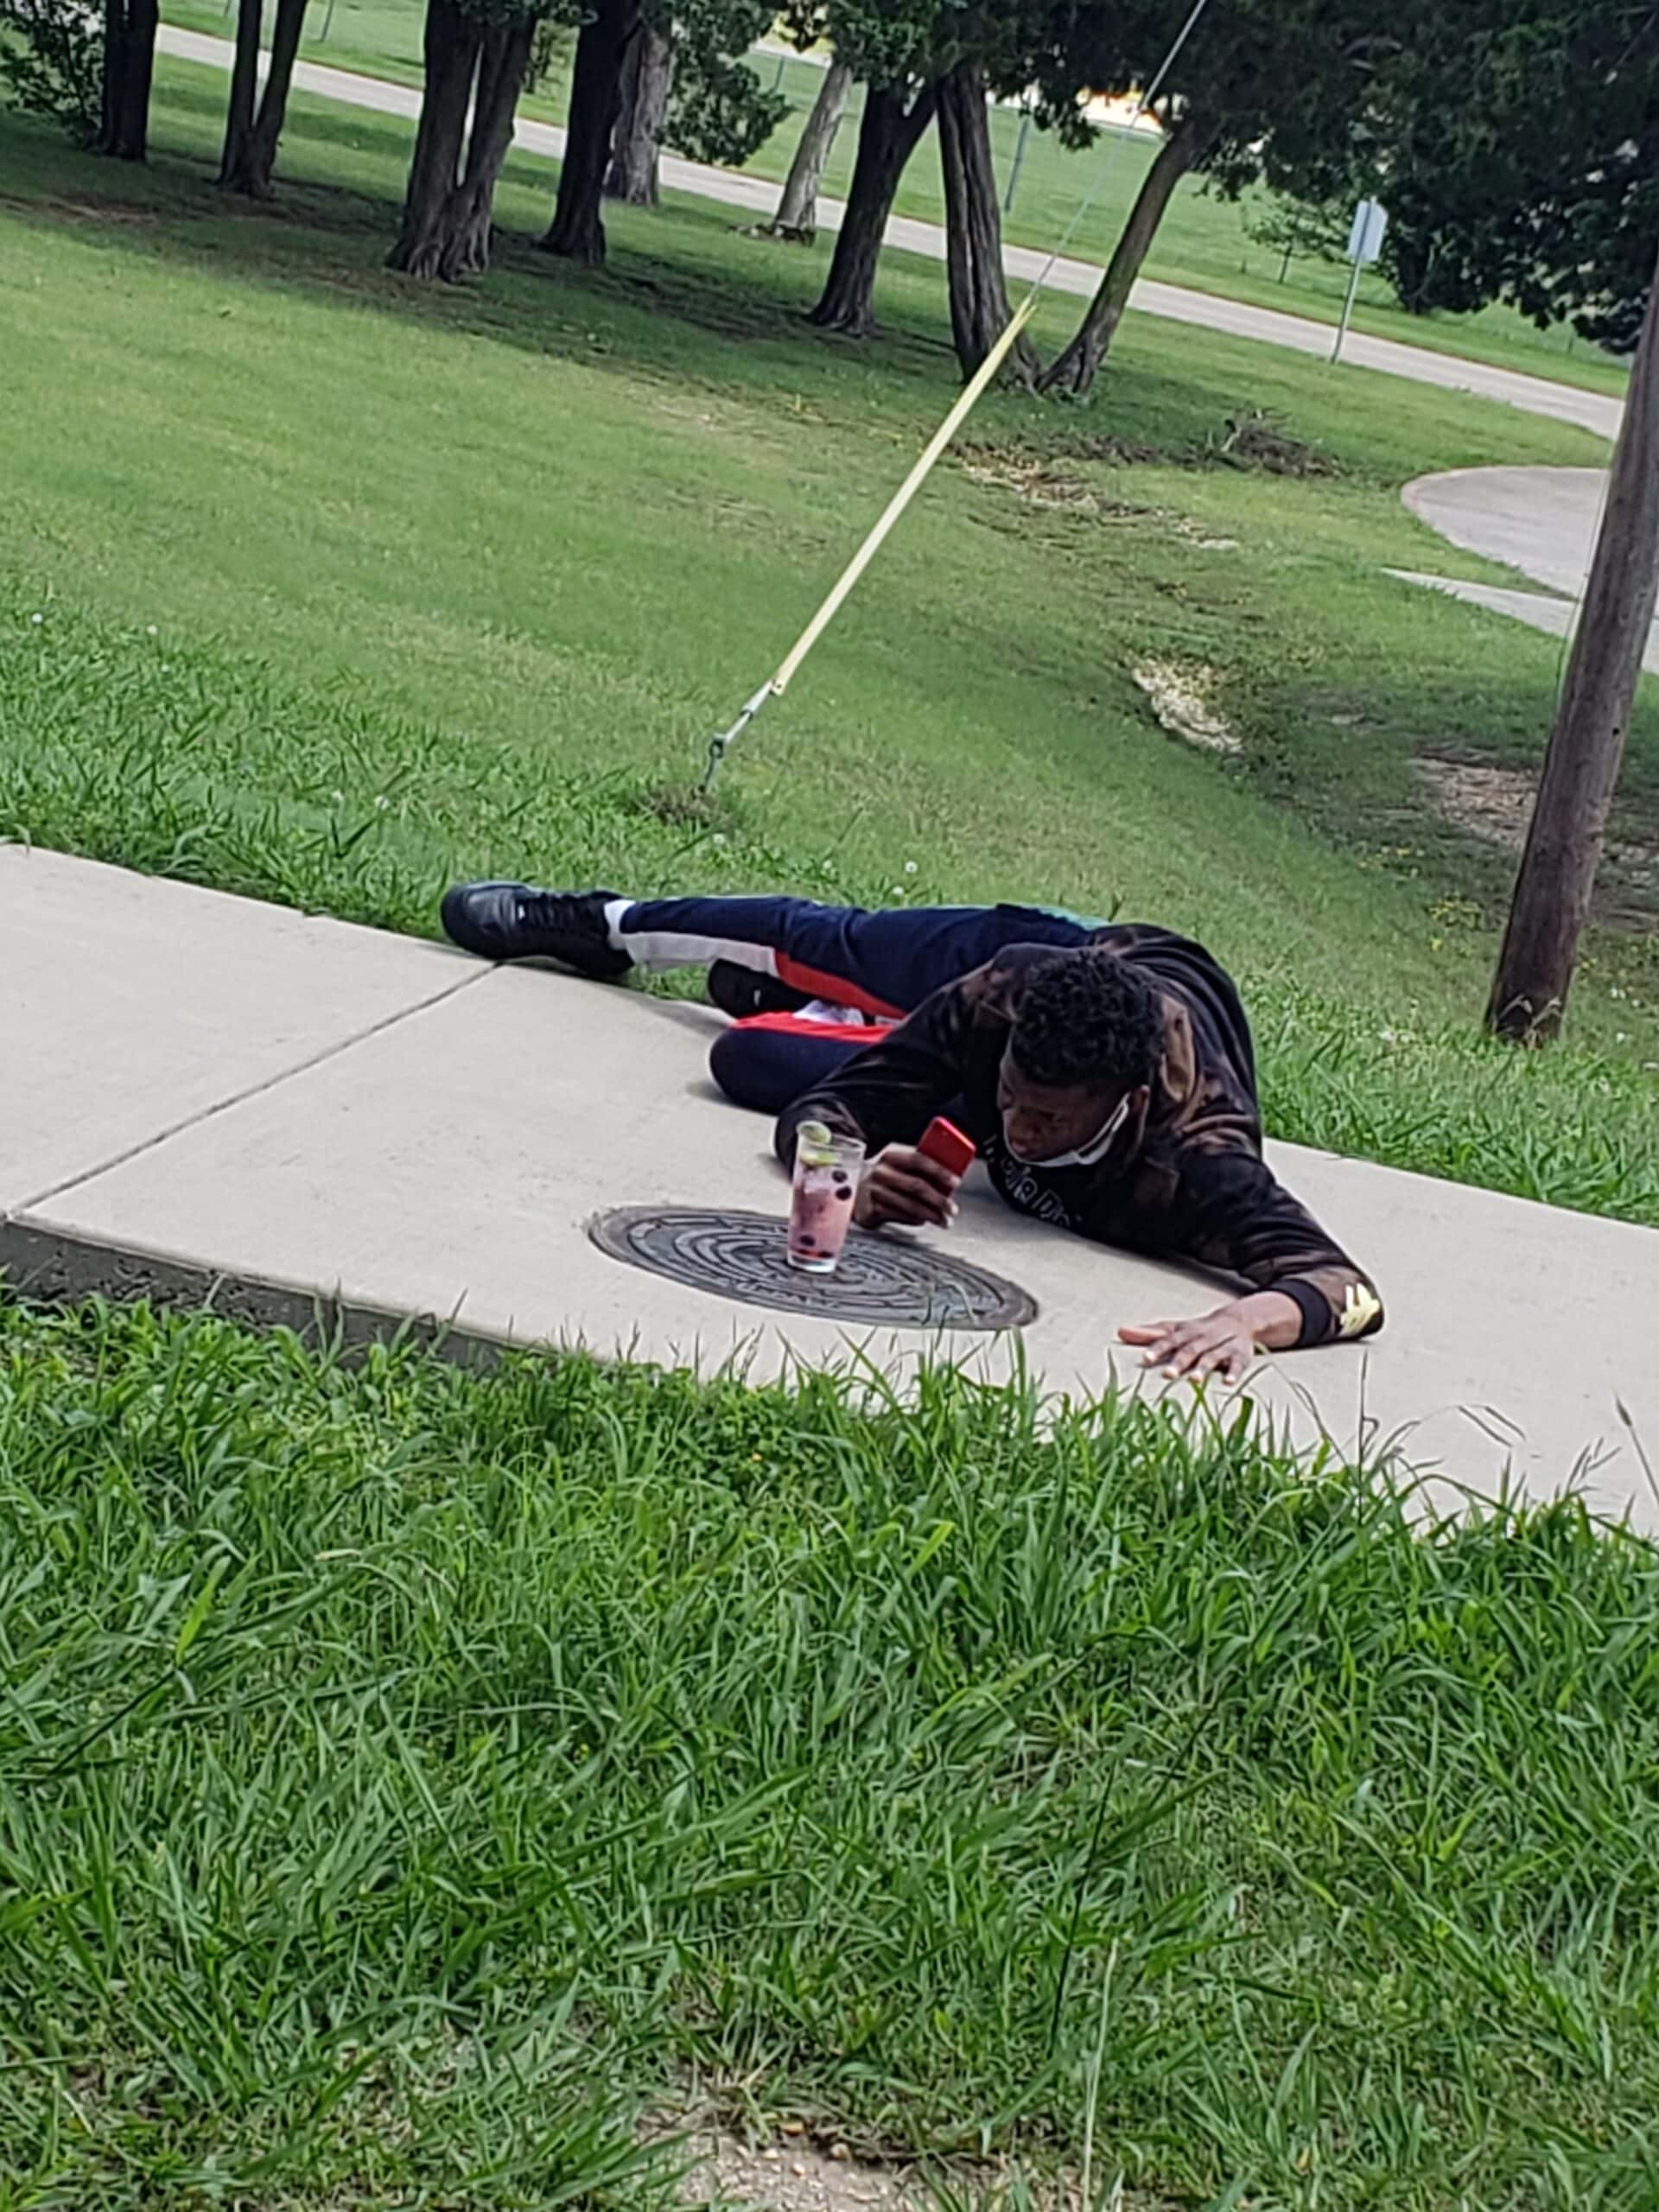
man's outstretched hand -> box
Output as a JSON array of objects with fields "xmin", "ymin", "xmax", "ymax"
[
  {"xmin": 855, "ymin": 1145, "xmax": 962, "ymax": 1232},
  {"xmin": 1119, "ymin": 1291, "xmax": 1305, "ymax": 1384},
  {"xmin": 853, "ymin": 1166, "xmax": 1307, "ymax": 1381},
  {"xmin": 1118, "ymin": 1312, "xmax": 1256, "ymax": 1384}
]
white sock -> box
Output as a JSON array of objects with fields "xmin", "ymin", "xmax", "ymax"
[{"xmin": 603, "ymin": 898, "xmax": 635, "ymax": 952}]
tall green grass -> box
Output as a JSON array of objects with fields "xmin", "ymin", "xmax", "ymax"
[{"xmin": 3, "ymin": 1298, "xmax": 1659, "ymax": 2207}]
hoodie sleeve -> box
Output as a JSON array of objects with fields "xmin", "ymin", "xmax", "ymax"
[
  {"xmin": 1145, "ymin": 1141, "xmax": 1384, "ymax": 1347},
  {"xmin": 775, "ymin": 983, "xmax": 973, "ymax": 1167}
]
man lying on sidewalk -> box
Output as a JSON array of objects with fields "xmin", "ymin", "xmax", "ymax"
[{"xmin": 442, "ymin": 880, "xmax": 1384, "ymax": 1383}]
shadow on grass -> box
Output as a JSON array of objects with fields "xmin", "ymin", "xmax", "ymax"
[
  {"xmin": 0, "ymin": 82, "xmax": 983, "ymax": 431},
  {"xmin": 2, "ymin": 73, "xmax": 1373, "ymax": 472}
]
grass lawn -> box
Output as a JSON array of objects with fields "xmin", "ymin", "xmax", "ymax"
[
  {"xmin": 157, "ymin": 0, "xmax": 1634, "ymax": 397},
  {"xmin": 6, "ymin": 67, "xmax": 1659, "ymax": 2212},
  {"xmin": 3, "ymin": 67, "xmax": 1657, "ymax": 1227},
  {"xmin": 4, "ymin": 1299, "xmax": 1659, "ymax": 2208}
]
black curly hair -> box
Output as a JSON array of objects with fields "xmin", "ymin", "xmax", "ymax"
[{"xmin": 1008, "ymin": 950, "xmax": 1164, "ymax": 1090}]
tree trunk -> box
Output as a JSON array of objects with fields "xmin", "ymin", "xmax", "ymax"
[
  {"xmin": 390, "ymin": 4, "xmax": 534, "ymax": 280},
  {"xmin": 761, "ymin": 54, "xmax": 852, "ymax": 242},
  {"xmin": 605, "ymin": 19, "xmax": 672, "ymax": 207},
  {"xmin": 237, "ymin": 0, "xmax": 309, "ymax": 195},
  {"xmin": 1038, "ymin": 115, "xmax": 1212, "ymax": 397},
  {"xmin": 219, "ymin": 0, "xmax": 262, "ymax": 187},
  {"xmin": 1485, "ymin": 245, "xmax": 1659, "ymax": 1042},
  {"xmin": 808, "ymin": 81, "xmax": 936, "ymax": 335},
  {"xmin": 937, "ymin": 58, "xmax": 1036, "ymax": 385},
  {"xmin": 438, "ymin": 16, "xmax": 534, "ymax": 278},
  {"xmin": 388, "ymin": 0, "xmax": 482, "ymax": 275},
  {"xmin": 96, "ymin": 0, "xmax": 158, "ymax": 160},
  {"xmin": 541, "ymin": 0, "xmax": 641, "ymax": 265}
]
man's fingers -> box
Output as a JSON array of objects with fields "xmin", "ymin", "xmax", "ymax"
[
  {"xmin": 1121, "ymin": 1321, "xmax": 1196, "ymax": 1370},
  {"xmin": 1165, "ymin": 1339, "xmax": 1210, "ymax": 1380},
  {"xmin": 912, "ymin": 1154, "xmax": 963, "ymax": 1198},
  {"xmin": 869, "ymin": 1168, "xmax": 955, "ymax": 1228},
  {"xmin": 882, "ymin": 1176, "xmax": 954, "ymax": 1223},
  {"xmin": 1122, "ymin": 1314, "xmax": 1256, "ymax": 1387},
  {"xmin": 883, "ymin": 1147, "xmax": 962, "ymax": 1198},
  {"xmin": 1183, "ymin": 1339, "xmax": 1255, "ymax": 1384},
  {"xmin": 865, "ymin": 1147, "xmax": 960, "ymax": 1230},
  {"xmin": 1118, "ymin": 1321, "xmax": 1180, "ymax": 1347}
]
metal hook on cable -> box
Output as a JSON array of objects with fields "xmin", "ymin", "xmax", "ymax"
[{"xmin": 702, "ymin": 681, "xmax": 777, "ymax": 795}]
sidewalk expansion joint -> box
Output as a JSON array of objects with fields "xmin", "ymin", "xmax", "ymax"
[{"xmin": 10, "ymin": 963, "xmax": 495, "ymax": 1221}]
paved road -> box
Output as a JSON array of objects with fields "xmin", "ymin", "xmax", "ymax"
[
  {"xmin": 159, "ymin": 25, "xmax": 1622, "ymax": 444},
  {"xmin": 6, "ymin": 845, "xmax": 1657, "ymax": 1524}
]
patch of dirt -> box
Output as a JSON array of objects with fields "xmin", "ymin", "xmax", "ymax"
[
  {"xmin": 1415, "ymin": 760, "xmax": 1536, "ymax": 852},
  {"xmin": 1207, "ymin": 409, "xmax": 1338, "ymax": 479},
  {"xmin": 1417, "ymin": 759, "xmax": 1659, "ymax": 871},
  {"xmin": 1417, "ymin": 757, "xmax": 1659, "ymax": 926},
  {"xmin": 679, "ymin": 2125, "xmax": 926, "ymax": 2212},
  {"xmin": 634, "ymin": 782, "xmax": 727, "ymax": 829},
  {"xmin": 664, "ymin": 2114, "xmax": 1174, "ymax": 2212},
  {"xmin": 0, "ymin": 193, "xmax": 162, "ymax": 226},
  {"xmin": 1059, "ymin": 431, "xmax": 1170, "ymax": 467},
  {"xmin": 958, "ymin": 455, "xmax": 1152, "ymax": 517},
  {"xmin": 1171, "ymin": 518, "xmax": 1239, "ymax": 550},
  {"xmin": 959, "ymin": 433, "xmax": 1166, "ymax": 474},
  {"xmin": 957, "ymin": 455, "xmax": 1239, "ymax": 553},
  {"xmin": 1131, "ymin": 660, "xmax": 1241, "ymax": 754},
  {"xmin": 652, "ymin": 394, "xmax": 727, "ymax": 429}
]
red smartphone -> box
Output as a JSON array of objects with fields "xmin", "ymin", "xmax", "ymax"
[{"xmin": 918, "ymin": 1116, "xmax": 976, "ymax": 1179}]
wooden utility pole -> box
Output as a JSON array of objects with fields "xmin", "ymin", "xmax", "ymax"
[{"xmin": 1486, "ymin": 241, "xmax": 1659, "ymax": 1041}]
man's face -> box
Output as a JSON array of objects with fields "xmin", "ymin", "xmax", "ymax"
[{"xmin": 995, "ymin": 1047, "xmax": 1139, "ymax": 1168}]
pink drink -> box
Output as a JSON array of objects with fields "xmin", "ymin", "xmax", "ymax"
[{"xmin": 787, "ymin": 1123, "xmax": 867, "ymax": 1274}]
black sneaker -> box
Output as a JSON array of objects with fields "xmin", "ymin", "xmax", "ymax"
[
  {"xmin": 440, "ymin": 881, "xmax": 632, "ymax": 978},
  {"xmin": 707, "ymin": 959, "xmax": 815, "ymax": 1021}
]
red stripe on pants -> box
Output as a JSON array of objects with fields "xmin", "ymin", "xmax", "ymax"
[{"xmin": 773, "ymin": 955, "xmax": 905, "ymax": 1021}]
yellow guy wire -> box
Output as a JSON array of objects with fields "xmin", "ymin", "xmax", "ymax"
[{"xmin": 701, "ymin": 0, "xmax": 1216, "ymax": 791}]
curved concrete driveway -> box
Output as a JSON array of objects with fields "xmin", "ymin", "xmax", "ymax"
[
  {"xmin": 1395, "ymin": 465, "xmax": 1659, "ymax": 671},
  {"xmin": 1405, "ymin": 467, "xmax": 1609, "ymax": 597},
  {"xmin": 156, "ymin": 26, "xmax": 1624, "ymax": 444}
]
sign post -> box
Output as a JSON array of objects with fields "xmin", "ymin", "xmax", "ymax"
[
  {"xmin": 1332, "ymin": 198, "xmax": 1388, "ymax": 365},
  {"xmin": 1004, "ymin": 105, "xmax": 1033, "ymax": 214}
]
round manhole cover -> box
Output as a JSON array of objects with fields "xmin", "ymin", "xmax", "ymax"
[{"xmin": 589, "ymin": 1207, "xmax": 1038, "ymax": 1332}]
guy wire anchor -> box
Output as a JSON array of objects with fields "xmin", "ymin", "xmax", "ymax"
[{"xmin": 702, "ymin": 680, "xmax": 778, "ymax": 796}]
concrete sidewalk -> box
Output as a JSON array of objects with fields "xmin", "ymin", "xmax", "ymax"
[
  {"xmin": 156, "ymin": 26, "xmax": 1623, "ymax": 446},
  {"xmin": 5, "ymin": 845, "xmax": 1656, "ymax": 1528}
]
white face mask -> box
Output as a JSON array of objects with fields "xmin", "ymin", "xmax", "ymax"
[{"xmin": 1005, "ymin": 1091, "xmax": 1133, "ymax": 1172}]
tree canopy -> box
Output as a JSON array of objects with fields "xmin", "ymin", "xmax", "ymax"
[
  {"xmin": 1367, "ymin": 0, "xmax": 1659, "ymax": 352},
  {"xmin": 669, "ymin": 0, "xmax": 786, "ymax": 168}
]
